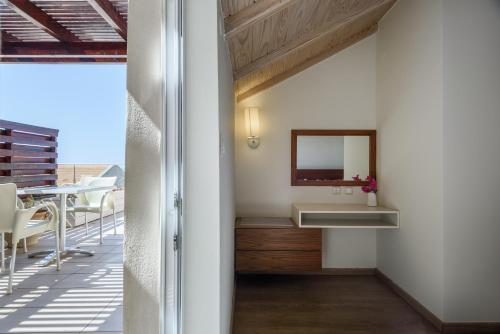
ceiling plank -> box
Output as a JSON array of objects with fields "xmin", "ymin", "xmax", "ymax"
[
  {"xmin": 87, "ymin": 0, "xmax": 127, "ymax": 40},
  {"xmin": 3, "ymin": 0, "xmax": 80, "ymax": 42},
  {"xmin": 221, "ymin": 0, "xmax": 258, "ymax": 18},
  {"xmin": 224, "ymin": 0, "xmax": 297, "ymax": 37},
  {"xmin": 236, "ymin": 24, "xmax": 377, "ymax": 102},
  {"xmin": 1, "ymin": 41, "xmax": 127, "ymax": 56},
  {"xmin": 1, "ymin": 30, "xmax": 21, "ymax": 42},
  {"xmin": 233, "ymin": 0, "xmax": 395, "ymax": 80}
]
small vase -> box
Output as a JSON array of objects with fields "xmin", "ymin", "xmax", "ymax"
[{"xmin": 367, "ymin": 192, "xmax": 377, "ymax": 207}]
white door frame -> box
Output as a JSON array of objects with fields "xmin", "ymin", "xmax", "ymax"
[{"xmin": 160, "ymin": 0, "xmax": 184, "ymax": 333}]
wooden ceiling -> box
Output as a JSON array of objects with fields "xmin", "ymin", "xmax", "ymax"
[
  {"xmin": 221, "ymin": 0, "xmax": 396, "ymax": 101},
  {"xmin": 0, "ymin": 0, "xmax": 127, "ymax": 62}
]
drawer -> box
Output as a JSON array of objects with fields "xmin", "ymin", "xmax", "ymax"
[
  {"xmin": 236, "ymin": 228, "xmax": 321, "ymax": 251},
  {"xmin": 235, "ymin": 250, "xmax": 321, "ymax": 273}
]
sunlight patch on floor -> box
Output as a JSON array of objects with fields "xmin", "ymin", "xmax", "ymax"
[{"xmin": 0, "ymin": 213, "xmax": 124, "ymax": 333}]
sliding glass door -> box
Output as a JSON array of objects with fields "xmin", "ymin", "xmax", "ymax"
[{"xmin": 161, "ymin": 0, "xmax": 184, "ymax": 333}]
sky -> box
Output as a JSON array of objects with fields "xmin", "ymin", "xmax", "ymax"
[{"xmin": 0, "ymin": 64, "xmax": 127, "ymax": 165}]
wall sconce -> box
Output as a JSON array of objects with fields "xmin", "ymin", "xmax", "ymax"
[{"xmin": 244, "ymin": 107, "xmax": 260, "ymax": 149}]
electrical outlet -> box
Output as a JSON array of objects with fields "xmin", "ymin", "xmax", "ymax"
[
  {"xmin": 332, "ymin": 187, "xmax": 341, "ymax": 195},
  {"xmin": 343, "ymin": 187, "xmax": 353, "ymax": 195}
]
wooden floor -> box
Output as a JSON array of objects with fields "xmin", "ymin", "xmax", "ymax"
[{"xmin": 233, "ymin": 274, "xmax": 440, "ymax": 334}]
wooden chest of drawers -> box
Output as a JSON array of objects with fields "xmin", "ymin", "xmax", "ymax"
[{"xmin": 235, "ymin": 217, "xmax": 322, "ymax": 273}]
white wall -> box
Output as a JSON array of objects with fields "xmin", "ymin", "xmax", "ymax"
[
  {"xmin": 217, "ymin": 2, "xmax": 236, "ymax": 333},
  {"xmin": 184, "ymin": 0, "xmax": 220, "ymax": 333},
  {"xmin": 376, "ymin": 0, "xmax": 444, "ymax": 318},
  {"xmin": 184, "ymin": 1, "xmax": 235, "ymax": 333},
  {"xmin": 236, "ymin": 35, "xmax": 378, "ymax": 269},
  {"xmin": 443, "ymin": 0, "xmax": 500, "ymax": 322},
  {"xmin": 124, "ymin": 0, "xmax": 163, "ymax": 332}
]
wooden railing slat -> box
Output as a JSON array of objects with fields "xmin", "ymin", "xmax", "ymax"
[
  {"xmin": 16, "ymin": 181, "xmax": 55, "ymax": 188},
  {"xmin": 0, "ymin": 163, "xmax": 57, "ymax": 170},
  {"xmin": 11, "ymin": 144, "xmax": 54, "ymax": 152},
  {"xmin": 0, "ymin": 119, "xmax": 59, "ymax": 137},
  {"xmin": 0, "ymin": 163, "xmax": 12, "ymax": 170},
  {"xmin": 12, "ymin": 169, "xmax": 56, "ymax": 176},
  {"xmin": 0, "ymin": 174, "xmax": 57, "ymax": 183},
  {"xmin": 0, "ymin": 149, "xmax": 12, "ymax": 156},
  {"xmin": 12, "ymin": 131, "xmax": 55, "ymax": 140},
  {"xmin": 0, "ymin": 135, "xmax": 58, "ymax": 147},
  {"xmin": 12, "ymin": 150, "xmax": 58, "ymax": 158}
]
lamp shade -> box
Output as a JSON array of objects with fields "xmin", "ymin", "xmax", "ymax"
[{"xmin": 244, "ymin": 107, "xmax": 260, "ymax": 138}]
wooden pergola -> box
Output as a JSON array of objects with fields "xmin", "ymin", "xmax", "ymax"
[{"xmin": 0, "ymin": 0, "xmax": 127, "ymax": 63}]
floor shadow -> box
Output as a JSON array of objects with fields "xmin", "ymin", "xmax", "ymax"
[{"xmin": 0, "ymin": 214, "xmax": 124, "ymax": 334}]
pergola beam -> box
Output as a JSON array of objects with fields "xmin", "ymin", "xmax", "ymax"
[
  {"xmin": 1, "ymin": 30, "xmax": 21, "ymax": 42},
  {"xmin": 1, "ymin": 41, "xmax": 127, "ymax": 56},
  {"xmin": 0, "ymin": 56, "xmax": 126, "ymax": 63},
  {"xmin": 87, "ymin": 0, "xmax": 127, "ymax": 40},
  {"xmin": 3, "ymin": 0, "xmax": 80, "ymax": 42}
]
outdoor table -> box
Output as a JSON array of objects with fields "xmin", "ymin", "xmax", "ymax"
[{"xmin": 17, "ymin": 184, "xmax": 117, "ymax": 260}]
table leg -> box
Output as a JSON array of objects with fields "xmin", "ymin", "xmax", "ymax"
[
  {"xmin": 1, "ymin": 232, "xmax": 5, "ymax": 272},
  {"xmin": 59, "ymin": 193, "xmax": 94, "ymax": 257},
  {"xmin": 60, "ymin": 193, "xmax": 67, "ymax": 251},
  {"xmin": 28, "ymin": 192, "xmax": 93, "ymax": 263}
]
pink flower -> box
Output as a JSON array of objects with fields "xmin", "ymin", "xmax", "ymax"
[{"xmin": 353, "ymin": 175, "xmax": 378, "ymax": 193}]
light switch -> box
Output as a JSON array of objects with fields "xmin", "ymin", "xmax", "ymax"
[
  {"xmin": 332, "ymin": 187, "xmax": 341, "ymax": 195},
  {"xmin": 343, "ymin": 187, "xmax": 353, "ymax": 195}
]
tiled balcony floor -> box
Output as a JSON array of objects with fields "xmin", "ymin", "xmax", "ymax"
[{"xmin": 0, "ymin": 213, "xmax": 124, "ymax": 334}]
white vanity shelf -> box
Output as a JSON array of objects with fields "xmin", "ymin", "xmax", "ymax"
[{"xmin": 292, "ymin": 203, "xmax": 399, "ymax": 229}]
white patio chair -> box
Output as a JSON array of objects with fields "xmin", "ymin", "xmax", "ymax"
[
  {"xmin": 15, "ymin": 197, "xmax": 29, "ymax": 254},
  {"xmin": 68, "ymin": 176, "xmax": 117, "ymax": 244},
  {"xmin": 0, "ymin": 183, "xmax": 61, "ymax": 294}
]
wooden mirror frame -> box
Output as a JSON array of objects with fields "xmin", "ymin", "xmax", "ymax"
[{"xmin": 291, "ymin": 129, "xmax": 376, "ymax": 186}]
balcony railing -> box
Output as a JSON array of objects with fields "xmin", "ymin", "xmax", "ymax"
[{"xmin": 0, "ymin": 119, "xmax": 58, "ymax": 188}]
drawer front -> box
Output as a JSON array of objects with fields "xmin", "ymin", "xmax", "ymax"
[
  {"xmin": 235, "ymin": 250, "xmax": 321, "ymax": 273},
  {"xmin": 236, "ymin": 228, "xmax": 321, "ymax": 251}
]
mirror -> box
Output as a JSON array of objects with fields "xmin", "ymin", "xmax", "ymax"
[{"xmin": 291, "ymin": 130, "xmax": 376, "ymax": 186}]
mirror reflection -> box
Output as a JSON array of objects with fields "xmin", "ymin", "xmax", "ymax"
[{"xmin": 296, "ymin": 136, "xmax": 370, "ymax": 181}]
